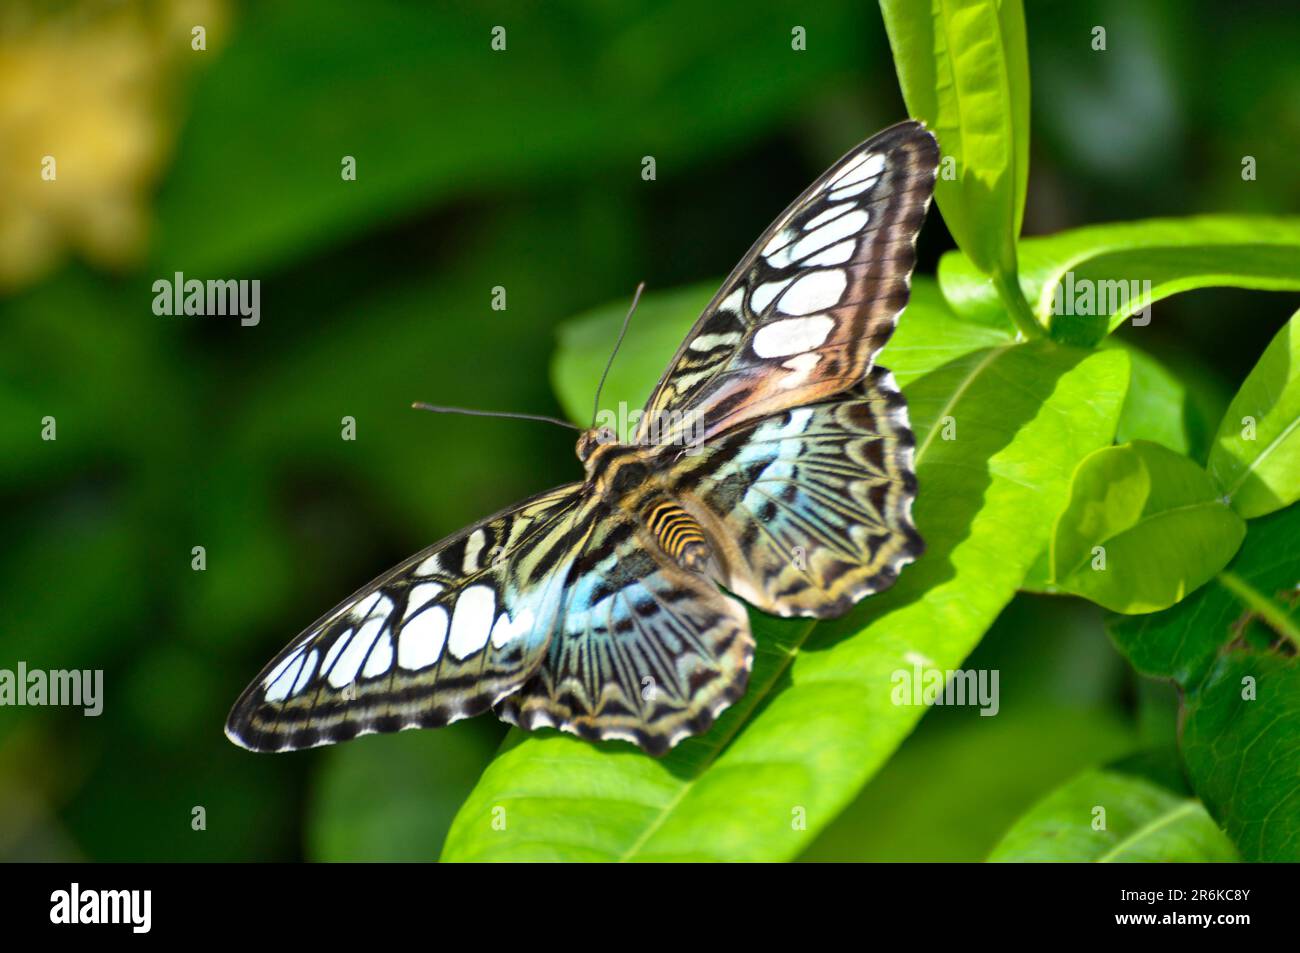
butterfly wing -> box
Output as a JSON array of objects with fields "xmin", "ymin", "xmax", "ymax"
[
  {"xmin": 495, "ymin": 497, "xmax": 754, "ymax": 755},
  {"xmin": 226, "ymin": 484, "xmax": 592, "ymax": 752},
  {"xmin": 638, "ymin": 121, "xmax": 938, "ymax": 445},
  {"xmin": 668, "ymin": 365, "xmax": 922, "ymax": 618}
]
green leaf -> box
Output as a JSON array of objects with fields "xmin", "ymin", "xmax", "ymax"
[
  {"xmin": 874, "ymin": 281, "xmax": 1017, "ymax": 387},
  {"xmin": 801, "ymin": 704, "xmax": 1135, "ymax": 861},
  {"xmin": 1181, "ymin": 652, "xmax": 1300, "ymax": 861},
  {"xmin": 1051, "ymin": 441, "xmax": 1246, "ymax": 613},
  {"xmin": 1108, "ymin": 504, "xmax": 1300, "ymax": 684},
  {"xmin": 1208, "ymin": 309, "xmax": 1300, "ymax": 518},
  {"xmin": 880, "ymin": 0, "xmax": 1036, "ymax": 336},
  {"xmin": 1109, "ymin": 504, "xmax": 1300, "ymax": 861},
  {"xmin": 938, "ymin": 216, "xmax": 1300, "ymax": 345},
  {"xmin": 988, "ymin": 768, "xmax": 1238, "ymax": 862},
  {"xmin": 1022, "ymin": 342, "xmax": 1227, "ymax": 595},
  {"xmin": 441, "ymin": 335, "xmax": 1128, "ymax": 861},
  {"xmin": 1111, "ymin": 340, "xmax": 1219, "ymax": 459}
]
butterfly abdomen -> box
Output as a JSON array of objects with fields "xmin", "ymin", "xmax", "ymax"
[{"xmin": 644, "ymin": 499, "xmax": 711, "ymax": 570}]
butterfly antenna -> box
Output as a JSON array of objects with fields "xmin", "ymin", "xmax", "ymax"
[
  {"xmin": 411, "ymin": 403, "xmax": 581, "ymax": 431},
  {"xmin": 591, "ymin": 281, "xmax": 645, "ymax": 427}
]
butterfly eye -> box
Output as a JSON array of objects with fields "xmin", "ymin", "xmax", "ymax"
[{"xmin": 598, "ymin": 426, "xmax": 617, "ymax": 444}]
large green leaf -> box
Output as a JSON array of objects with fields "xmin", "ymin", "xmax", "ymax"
[
  {"xmin": 441, "ymin": 308, "xmax": 1128, "ymax": 859},
  {"xmin": 1208, "ymin": 310, "xmax": 1300, "ymax": 518},
  {"xmin": 1181, "ymin": 652, "xmax": 1300, "ymax": 862},
  {"xmin": 988, "ymin": 767, "xmax": 1237, "ymax": 862},
  {"xmin": 1050, "ymin": 441, "xmax": 1246, "ymax": 613},
  {"xmin": 938, "ymin": 216, "xmax": 1300, "ymax": 345},
  {"xmin": 1109, "ymin": 504, "xmax": 1300, "ymax": 861},
  {"xmin": 801, "ymin": 705, "xmax": 1134, "ymax": 861},
  {"xmin": 880, "ymin": 0, "xmax": 1036, "ymax": 336},
  {"xmin": 1110, "ymin": 340, "xmax": 1222, "ymax": 460}
]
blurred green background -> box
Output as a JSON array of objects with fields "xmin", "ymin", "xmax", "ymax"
[{"xmin": 1, "ymin": 0, "xmax": 1297, "ymax": 861}]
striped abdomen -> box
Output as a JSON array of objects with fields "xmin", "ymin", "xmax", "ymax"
[{"xmin": 644, "ymin": 499, "xmax": 711, "ymax": 570}]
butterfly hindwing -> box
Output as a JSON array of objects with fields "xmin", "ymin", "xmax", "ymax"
[
  {"xmin": 668, "ymin": 365, "xmax": 922, "ymax": 618},
  {"xmin": 639, "ymin": 121, "xmax": 938, "ymax": 444},
  {"xmin": 225, "ymin": 484, "xmax": 590, "ymax": 752},
  {"xmin": 495, "ymin": 498, "xmax": 754, "ymax": 755}
]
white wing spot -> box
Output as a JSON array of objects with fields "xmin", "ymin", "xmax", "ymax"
[
  {"xmin": 290, "ymin": 649, "xmax": 319, "ymax": 696},
  {"xmin": 345, "ymin": 590, "xmax": 379, "ymax": 621},
  {"xmin": 264, "ymin": 651, "xmax": 305, "ymax": 702},
  {"xmin": 448, "ymin": 585, "xmax": 496, "ymax": 659},
  {"xmin": 826, "ymin": 152, "xmax": 870, "ymax": 187},
  {"xmin": 762, "ymin": 228, "xmax": 798, "ymax": 269},
  {"xmin": 751, "ymin": 276, "xmax": 794, "ymax": 314},
  {"xmin": 330, "ymin": 609, "xmax": 389, "ymax": 687},
  {"xmin": 761, "ymin": 227, "xmax": 794, "ymax": 258},
  {"xmin": 778, "ymin": 270, "xmax": 847, "ymax": 316},
  {"xmin": 463, "ymin": 529, "xmax": 486, "ymax": 572},
  {"xmin": 403, "ymin": 582, "xmax": 443, "ymax": 621},
  {"xmin": 829, "ymin": 177, "xmax": 877, "ymax": 201},
  {"xmin": 321, "ymin": 631, "xmax": 349, "ymax": 678},
  {"xmin": 398, "ymin": 605, "xmax": 448, "ymax": 670},
  {"xmin": 362, "ymin": 633, "xmax": 393, "ymax": 678},
  {"xmin": 689, "ymin": 332, "xmax": 741, "ymax": 352},
  {"xmin": 804, "ymin": 203, "xmax": 855, "ymax": 230},
  {"xmin": 752, "ymin": 316, "xmax": 835, "ymax": 358},
  {"xmin": 718, "ymin": 287, "xmax": 745, "ymax": 314},
  {"xmin": 779, "ymin": 351, "xmax": 821, "ymax": 389},
  {"xmin": 261, "ymin": 650, "xmax": 300, "ymax": 692},
  {"xmin": 328, "ymin": 634, "xmax": 370, "ymax": 688},
  {"xmin": 490, "ymin": 607, "xmax": 536, "ymax": 648},
  {"xmin": 835, "ymin": 152, "xmax": 885, "ymax": 187},
  {"xmin": 415, "ymin": 552, "xmax": 442, "ymax": 576},
  {"xmin": 792, "ymin": 210, "xmax": 868, "ymax": 262},
  {"xmin": 805, "ymin": 239, "xmax": 856, "ymax": 267}
]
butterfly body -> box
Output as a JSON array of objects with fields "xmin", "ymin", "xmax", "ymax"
[{"xmin": 227, "ymin": 121, "xmax": 939, "ymax": 755}]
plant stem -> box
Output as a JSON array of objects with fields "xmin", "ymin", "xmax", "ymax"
[{"xmin": 992, "ymin": 268, "xmax": 1044, "ymax": 340}]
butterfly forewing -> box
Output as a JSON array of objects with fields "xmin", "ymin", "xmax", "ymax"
[
  {"xmin": 638, "ymin": 121, "xmax": 938, "ymax": 444},
  {"xmin": 225, "ymin": 484, "xmax": 591, "ymax": 752}
]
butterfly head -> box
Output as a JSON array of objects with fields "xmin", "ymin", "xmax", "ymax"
[{"xmin": 575, "ymin": 425, "xmax": 618, "ymax": 467}]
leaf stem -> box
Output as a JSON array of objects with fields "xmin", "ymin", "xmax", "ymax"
[
  {"xmin": 1218, "ymin": 570, "xmax": 1300, "ymax": 651},
  {"xmin": 993, "ymin": 268, "xmax": 1044, "ymax": 340}
]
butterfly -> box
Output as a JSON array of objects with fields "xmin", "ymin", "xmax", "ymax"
[{"xmin": 226, "ymin": 120, "xmax": 939, "ymax": 756}]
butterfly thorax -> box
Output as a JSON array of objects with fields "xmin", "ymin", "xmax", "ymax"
[{"xmin": 578, "ymin": 434, "xmax": 713, "ymax": 572}]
